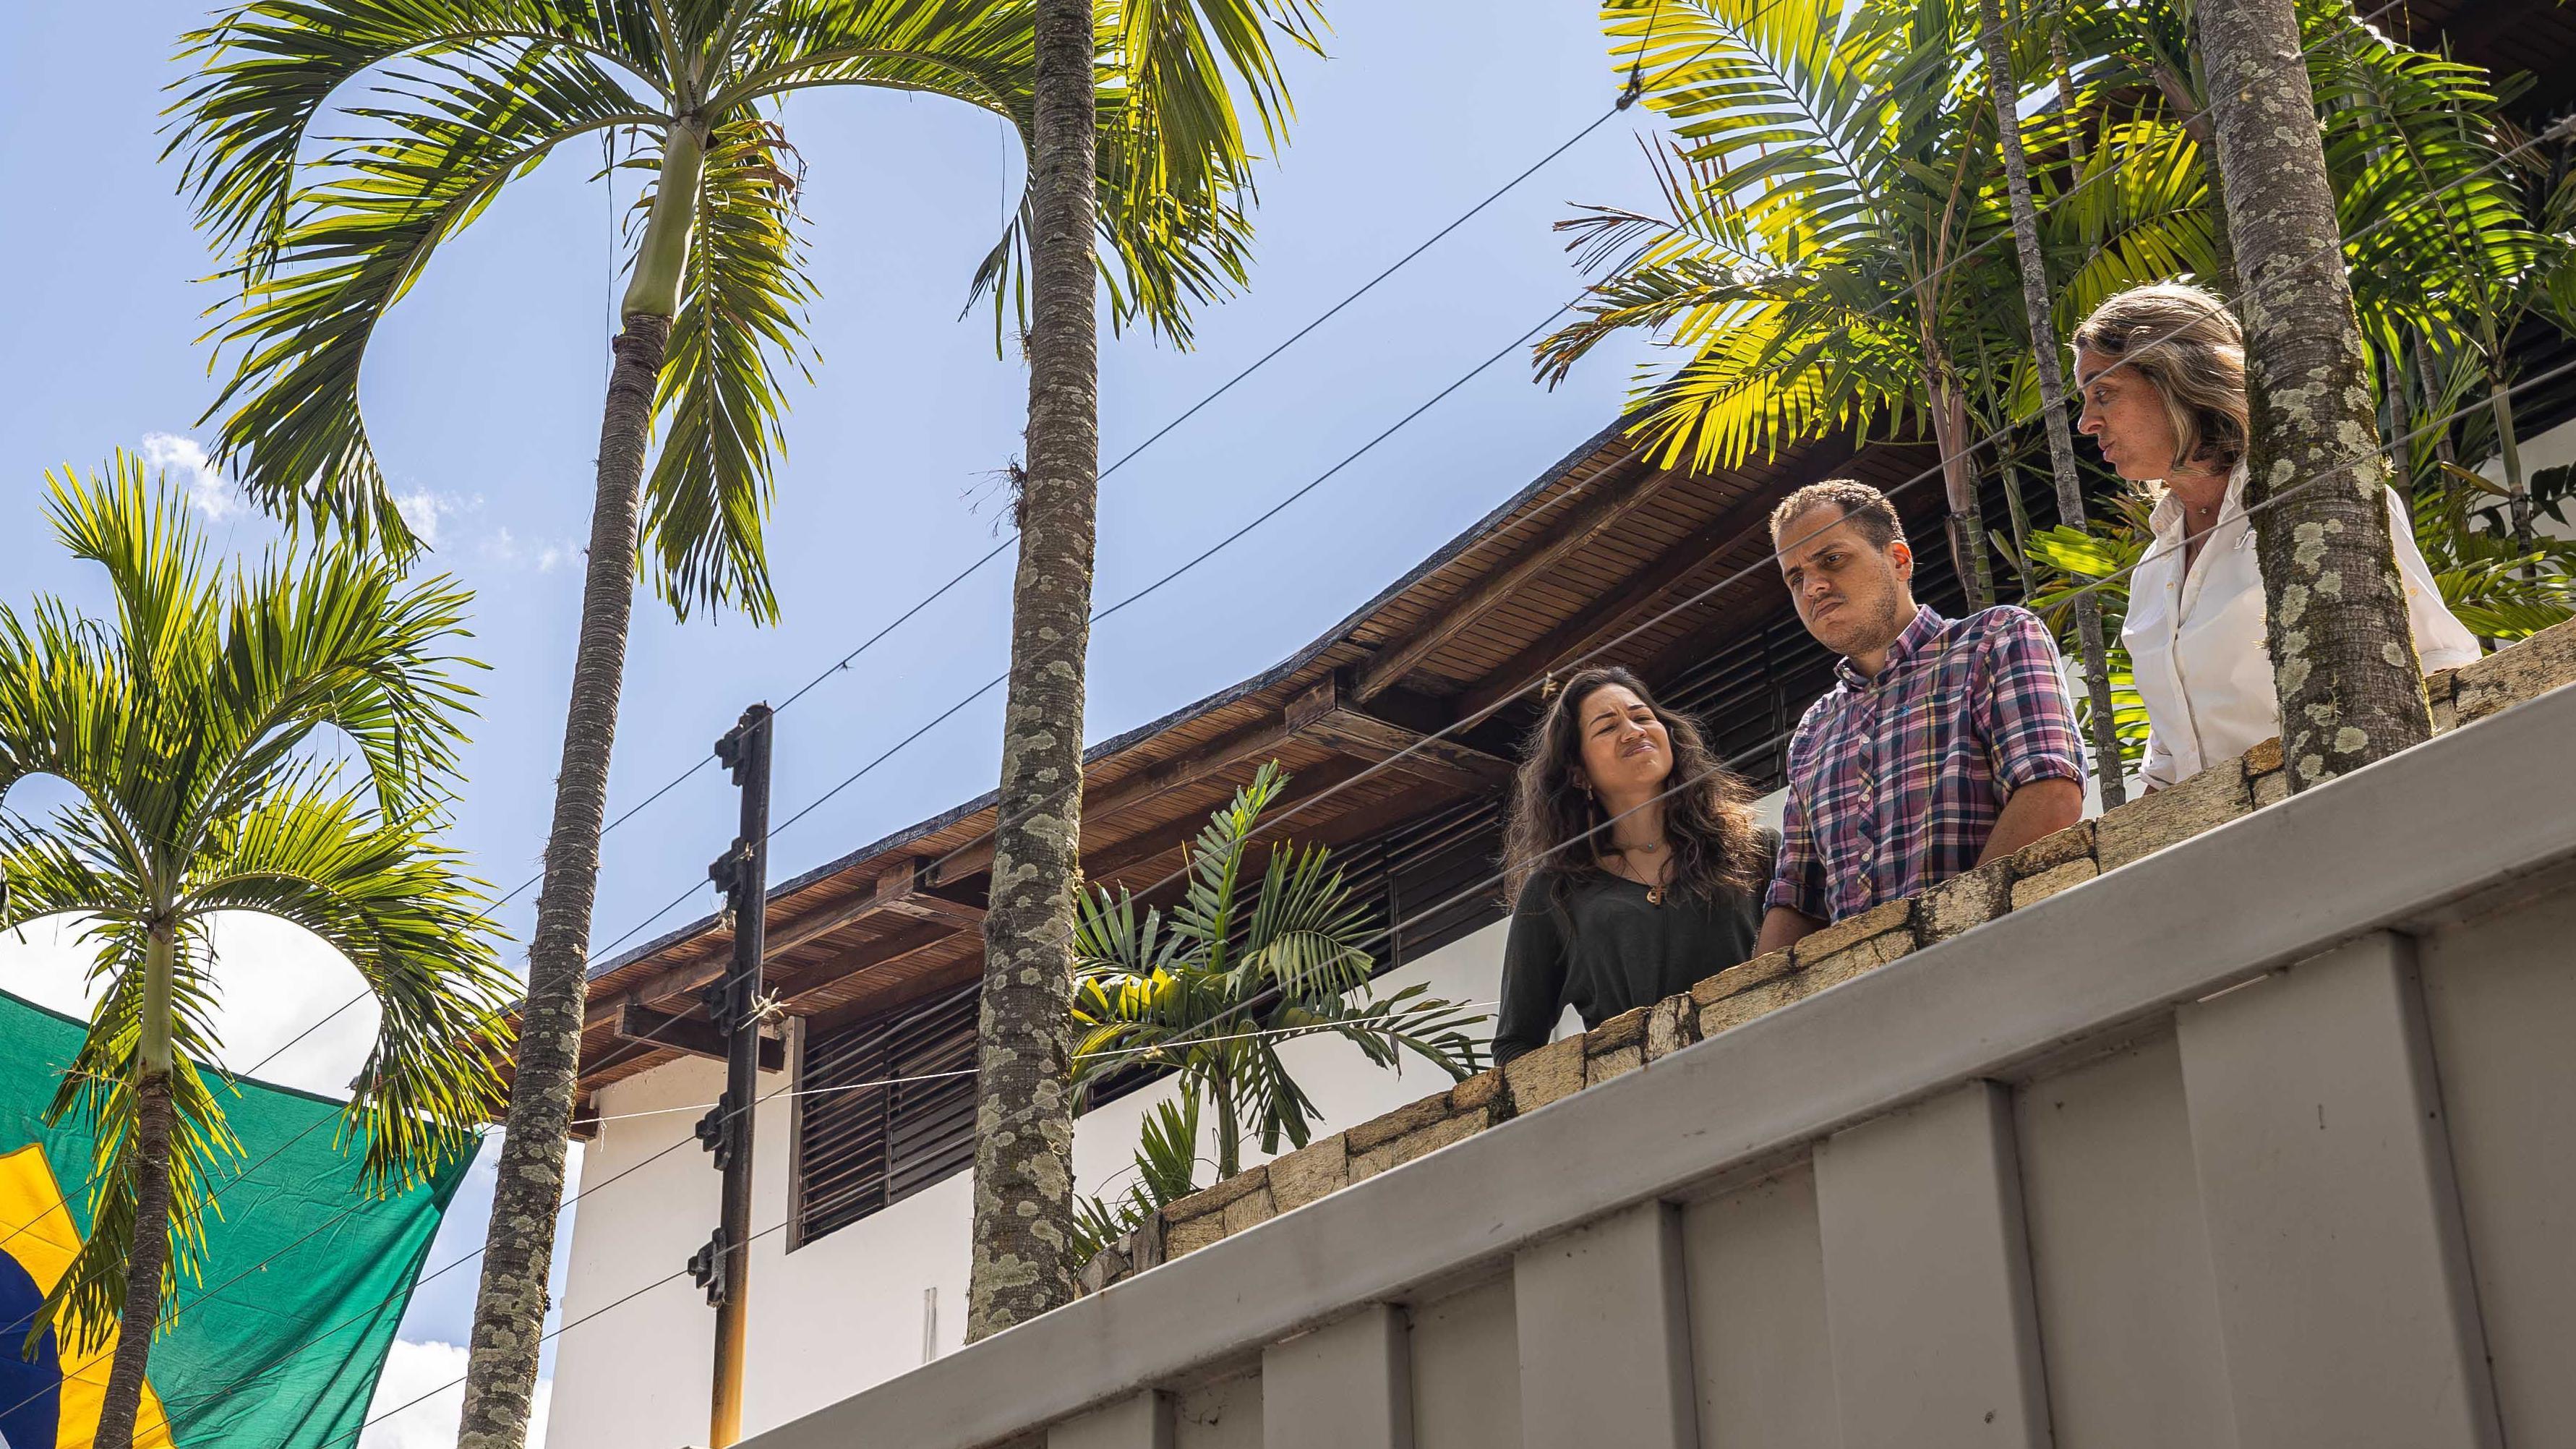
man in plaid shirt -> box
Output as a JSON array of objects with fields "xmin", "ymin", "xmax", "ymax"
[{"xmin": 1755, "ymin": 480, "xmax": 2087, "ymax": 953}]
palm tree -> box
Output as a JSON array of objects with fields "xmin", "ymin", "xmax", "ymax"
[
  {"xmin": 163, "ymin": 0, "xmax": 1298, "ymax": 1423},
  {"xmin": 2198, "ymin": 0, "xmax": 2431, "ymax": 785},
  {"xmin": 970, "ymin": 0, "xmax": 1321, "ymax": 1342},
  {"xmin": 1069, "ymin": 764, "xmax": 1486, "ymax": 1181},
  {"xmin": 166, "ymin": 1, "xmax": 1300, "ymax": 1427},
  {"xmin": 1539, "ymin": 0, "xmax": 2199, "ymax": 610},
  {"xmin": 1974, "ymin": 0, "xmax": 2126, "ymax": 805},
  {"xmin": 0, "ymin": 454, "xmax": 510, "ymax": 1449}
]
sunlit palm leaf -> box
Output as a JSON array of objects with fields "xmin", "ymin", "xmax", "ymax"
[{"xmin": 641, "ymin": 117, "xmax": 814, "ymax": 623}]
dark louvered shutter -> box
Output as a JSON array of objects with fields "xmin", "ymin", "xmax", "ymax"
[
  {"xmin": 883, "ymin": 986, "xmax": 980, "ymax": 1202},
  {"xmin": 792, "ymin": 1013, "xmax": 894, "ymax": 1244}
]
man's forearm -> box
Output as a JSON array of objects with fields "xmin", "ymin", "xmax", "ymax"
[
  {"xmin": 1975, "ymin": 775, "xmax": 2085, "ymax": 865},
  {"xmin": 1755, "ymin": 904, "xmax": 1822, "ymax": 957}
]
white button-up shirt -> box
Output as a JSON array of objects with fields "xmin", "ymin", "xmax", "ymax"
[{"xmin": 2122, "ymin": 466, "xmax": 2481, "ymax": 790}]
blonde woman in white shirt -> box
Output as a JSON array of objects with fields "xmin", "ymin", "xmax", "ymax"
[{"xmin": 2069, "ymin": 283, "xmax": 2480, "ymax": 792}]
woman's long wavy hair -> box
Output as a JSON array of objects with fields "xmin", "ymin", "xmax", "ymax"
[
  {"xmin": 1502, "ymin": 667, "xmax": 1763, "ymax": 910},
  {"xmin": 2071, "ymin": 282, "xmax": 2250, "ymax": 484}
]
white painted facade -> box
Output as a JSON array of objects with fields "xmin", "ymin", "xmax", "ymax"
[{"xmin": 544, "ymin": 915, "xmax": 1526, "ymax": 1449}]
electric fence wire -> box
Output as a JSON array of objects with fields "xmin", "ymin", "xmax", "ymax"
[
  {"xmin": 321, "ymin": 328, "xmax": 2576, "ymax": 1438},
  {"xmin": 6, "ymin": 0, "xmax": 2518, "ymax": 1432},
  {"xmin": 69, "ymin": 0, "xmax": 2408, "ymax": 1380},
  {"xmin": 248, "ymin": 327, "xmax": 2576, "ymax": 1445},
  {"xmin": 0, "ymin": 0, "xmax": 2449, "ymax": 1360}
]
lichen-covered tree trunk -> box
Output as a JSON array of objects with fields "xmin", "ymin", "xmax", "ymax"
[
  {"xmin": 93, "ymin": 1071, "xmax": 174, "ymax": 1449},
  {"xmin": 454, "ymin": 315, "xmax": 667, "ymax": 1449},
  {"xmin": 1978, "ymin": 0, "xmax": 2127, "ymax": 807},
  {"xmin": 966, "ymin": 0, "xmax": 1095, "ymax": 1343},
  {"xmin": 2201, "ymin": 0, "xmax": 2431, "ymax": 791}
]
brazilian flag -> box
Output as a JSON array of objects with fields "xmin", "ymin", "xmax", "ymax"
[{"xmin": 0, "ymin": 986, "xmax": 469, "ymax": 1449}]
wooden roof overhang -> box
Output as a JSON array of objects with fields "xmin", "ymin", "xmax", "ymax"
[{"xmin": 556, "ymin": 418, "xmax": 1936, "ymax": 1111}]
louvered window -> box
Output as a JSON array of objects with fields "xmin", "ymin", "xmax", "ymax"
[{"xmin": 791, "ymin": 983, "xmax": 979, "ymax": 1248}]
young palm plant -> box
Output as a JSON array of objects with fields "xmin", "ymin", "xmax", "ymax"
[
  {"xmin": 166, "ymin": 0, "xmax": 1308, "ymax": 1423},
  {"xmin": 1067, "ymin": 1093, "xmax": 1204, "ymax": 1264},
  {"xmin": 1069, "ymin": 764, "xmax": 1486, "ymax": 1186},
  {"xmin": 0, "ymin": 455, "xmax": 510, "ymax": 1449}
]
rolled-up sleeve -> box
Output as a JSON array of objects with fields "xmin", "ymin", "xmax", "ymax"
[
  {"xmin": 1975, "ymin": 610, "xmax": 2086, "ymax": 791},
  {"xmin": 1763, "ymin": 767, "xmax": 1828, "ymax": 919},
  {"xmin": 2383, "ymin": 485, "xmax": 2483, "ymax": 672}
]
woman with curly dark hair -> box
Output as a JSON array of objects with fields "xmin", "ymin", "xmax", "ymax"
[{"xmin": 1492, "ymin": 667, "xmax": 1778, "ymax": 1064}]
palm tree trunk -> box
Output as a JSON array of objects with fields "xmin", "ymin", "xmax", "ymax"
[
  {"xmin": 455, "ymin": 121, "xmax": 705, "ymax": 1447},
  {"xmin": 2491, "ymin": 372, "xmax": 2533, "ymax": 545},
  {"xmin": 2046, "ymin": 0, "xmax": 2087, "ymax": 165},
  {"xmin": 2200, "ymin": 0, "xmax": 2431, "ymax": 791},
  {"xmin": 1931, "ymin": 369, "xmax": 1998, "ymax": 612},
  {"xmin": 1212, "ymin": 1072, "xmax": 1242, "ymax": 1182},
  {"xmin": 1979, "ymin": 0, "xmax": 2128, "ymax": 807},
  {"xmin": 453, "ymin": 314, "xmax": 667, "ymax": 1449},
  {"xmin": 965, "ymin": 0, "xmax": 1095, "ymax": 1344},
  {"xmin": 95, "ymin": 924, "xmax": 177, "ymax": 1449}
]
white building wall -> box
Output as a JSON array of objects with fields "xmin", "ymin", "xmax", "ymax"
[{"xmin": 544, "ymin": 915, "xmax": 1519, "ymax": 1449}]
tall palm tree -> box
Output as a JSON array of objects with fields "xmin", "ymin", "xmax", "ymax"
[
  {"xmin": 166, "ymin": 3, "xmax": 1288, "ymax": 1438},
  {"xmin": 1540, "ymin": 0, "xmax": 2196, "ymax": 610},
  {"xmin": 1975, "ymin": 0, "xmax": 2126, "ymax": 805},
  {"xmin": 2199, "ymin": 0, "xmax": 2431, "ymax": 786},
  {"xmin": 970, "ymin": 0, "xmax": 1320, "ymax": 1343},
  {"xmin": 1069, "ymin": 764, "xmax": 1485, "ymax": 1182},
  {"xmin": 0, "ymin": 455, "xmax": 510, "ymax": 1449}
]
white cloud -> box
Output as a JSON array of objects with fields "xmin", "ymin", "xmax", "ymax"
[
  {"xmin": 481, "ymin": 528, "xmax": 582, "ymax": 574},
  {"xmin": 394, "ymin": 491, "xmax": 458, "ymax": 549},
  {"xmin": 0, "ymin": 912, "xmax": 381, "ymax": 1099},
  {"xmin": 141, "ymin": 432, "xmax": 245, "ymax": 521},
  {"xmin": 364, "ymin": 1339, "xmax": 552, "ymax": 1449}
]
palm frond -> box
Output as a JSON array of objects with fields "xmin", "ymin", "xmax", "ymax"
[
  {"xmin": 166, "ymin": 0, "xmax": 667, "ymax": 275},
  {"xmin": 183, "ymin": 779, "xmax": 511, "ymax": 1187},
  {"xmin": 192, "ymin": 43, "xmax": 664, "ymax": 552},
  {"xmin": 641, "ymin": 116, "xmax": 816, "ymax": 623}
]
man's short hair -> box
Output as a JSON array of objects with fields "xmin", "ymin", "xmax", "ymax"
[{"xmin": 1769, "ymin": 479, "xmax": 1904, "ymax": 550}]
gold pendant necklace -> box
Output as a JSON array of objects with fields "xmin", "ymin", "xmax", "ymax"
[{"xmin": 1646, "ymin": 883, "xmax": 1665, "ymax": 906}]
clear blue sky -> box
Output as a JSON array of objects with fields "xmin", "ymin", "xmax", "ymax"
[{"xmin": 0, "ymin": 0, "xmax": 1668, "ymax": 1393}]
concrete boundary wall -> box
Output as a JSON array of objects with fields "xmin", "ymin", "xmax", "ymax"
[{"xmin": 739, "ymin": 654, "xmax": 2576, "ymax": 1449}]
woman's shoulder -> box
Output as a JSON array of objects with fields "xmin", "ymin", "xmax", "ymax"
[{"xmin": 1512, "ymin": 867, "xmax": 1565, "ymax": 915}]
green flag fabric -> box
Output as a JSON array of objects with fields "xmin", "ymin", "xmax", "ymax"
[{"xmin": 0, "ymin": 986, "xmax": 471, "ymax": 1449}]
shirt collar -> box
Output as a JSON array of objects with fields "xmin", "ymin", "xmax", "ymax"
[{"xmin": 1834, "ymin": 603, "xmax": 1946, "ymax": 691}]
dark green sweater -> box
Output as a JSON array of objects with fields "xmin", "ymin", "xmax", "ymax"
[{"xmin": 1492, "ymin": 831, "xmax": 1775, "ymax": 1065}]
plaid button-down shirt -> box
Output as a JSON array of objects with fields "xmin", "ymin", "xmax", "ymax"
[{"xmin": 1767, "ymin": 604, "xmax": 2084, "ymax": 923}]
